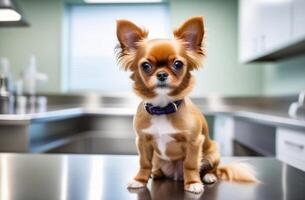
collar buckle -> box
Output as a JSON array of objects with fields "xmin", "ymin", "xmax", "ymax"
[{"xmin": 171, "ymin": 102, "xmax": 178, "ymax": 112}]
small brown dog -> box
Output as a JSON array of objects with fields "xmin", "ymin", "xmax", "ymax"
[{"xmin": 116, "ymin": 16, "xmax": 257, "ymax": 194}]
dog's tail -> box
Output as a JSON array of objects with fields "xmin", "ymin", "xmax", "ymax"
[{"xmin": 216, "ymin": 162, "xmax": 258, "ymax": 183}]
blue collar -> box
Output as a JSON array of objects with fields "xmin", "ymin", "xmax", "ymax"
[{"xmin": 144, "ymin": 100, "xmax": 183, "ymax": 115}]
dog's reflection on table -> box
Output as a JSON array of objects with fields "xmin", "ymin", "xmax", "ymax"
[{"xmin": 128, "ymin": 179, "xmax": 219, "ymax": 200}]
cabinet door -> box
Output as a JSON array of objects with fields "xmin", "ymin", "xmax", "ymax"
[
  {"xmin": 239, "ymin": 0, "xmax": 260, "ymax": 62},
  {"xmin": 292, "ymin": 0, "xmax": 305, "ymax": 40},
  {"xmin": 239, "ymin": 0, "xmax": 295, "ymax": 62},
  {"xmin": 259, "ymin": 0, "xmax": 292, "ymax": 51}
]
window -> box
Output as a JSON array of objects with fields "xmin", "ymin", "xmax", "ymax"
[{"xmin": 67, "ymin": 3, "xmax": 170, "ymax": 92}]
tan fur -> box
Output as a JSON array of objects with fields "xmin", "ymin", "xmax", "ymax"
[
  {"xmin": 216, "ymin": 162, "xmax": 258, "ymax": 183},
  {"xmin": 116, "ymin": 16, "xmax": 257, "ymax": 192},
  {"xmin": 131, "ymin": 97, "xmax": 208, "ymax": 188}
]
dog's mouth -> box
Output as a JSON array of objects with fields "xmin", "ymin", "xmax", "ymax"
[
  {"xmin": 151, "ymin": 81, "xmax": 175, "ymax": 90},
  {"xmin": 157, "ymin": 83, "xmax": 168, "ymax": 88}
]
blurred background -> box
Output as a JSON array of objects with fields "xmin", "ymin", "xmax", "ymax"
[
  {"xmin": 1, "ymin": 0, "xmax": 304, "ymax": 96},
  {"xmin": 0, "ymin": 0, "xmax": 305, "ymax": 171}
]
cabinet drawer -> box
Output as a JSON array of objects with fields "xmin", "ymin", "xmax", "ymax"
[{"xmin": 276, "ymin": 128, "xmax": 305, "ymax": 171}]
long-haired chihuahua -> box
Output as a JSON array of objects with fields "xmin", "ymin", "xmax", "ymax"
[{"xmin": 116, "ymin": 16, "xmax": 257, "ymax": 194}]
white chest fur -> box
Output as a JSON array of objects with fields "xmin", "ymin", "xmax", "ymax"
[{"xmin": 142, "ymin": 115, "xmax": 179, "ymax": 160}]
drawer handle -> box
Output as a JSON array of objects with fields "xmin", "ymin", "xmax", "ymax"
[{"xmin": 284, "ymin": 140, "xmax": 304, "ymax": 150}]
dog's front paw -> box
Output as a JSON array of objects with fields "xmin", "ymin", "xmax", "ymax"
[
  {"xmin": 203, "ymin": 173, "xmax": 217, "ymax": 184},
  {"xmin": 185, "ymin": 182, "xmax": 204, "ymax": 194},
  {"xmin": 127, "ymin": 179, "xmax": 146, "ymax": 189}
]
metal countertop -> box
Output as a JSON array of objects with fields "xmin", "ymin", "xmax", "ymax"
[
  {"xmin": 0, "ymin": 94, "xmax": 304, "ymax": 129},
  {"xmin": 0, "ymin": 154, "xmax": 304, "ymax": 200},
  {"xmin": 1, "ymin": 104, "xmax": 304, "ymax": 129}
]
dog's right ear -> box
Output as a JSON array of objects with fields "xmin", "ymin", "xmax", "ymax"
[
  {"xmin": 116, "ymin": 19, "xmax": 147, "ymax": 51},
  {"xmin": 116, "ymin": 20, "xmax": 147, "ymax": 71}
]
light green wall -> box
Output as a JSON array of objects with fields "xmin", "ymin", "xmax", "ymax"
[
  {"xmin": 0, "ymin": 0, "xmax": 64, "ymax": 93},
  {"xmin": 0, "ymin": 0, "xmax": 263, "ymax": 96},
  {"xmin": 263, "ymin": 54, "xmax": 305, "ymax": 96},
  {"xmin": 169, "ymin": 0, "xmax": 263, "ymax": 96}
]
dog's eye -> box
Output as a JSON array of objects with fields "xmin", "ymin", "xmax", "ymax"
[
  {"xmin": 173, "ymin": 60, "xmax": 184, "ymax": 71},
  {"xmin": 141, "ymin": 62, "xmax": 152, "ymax": 73}
]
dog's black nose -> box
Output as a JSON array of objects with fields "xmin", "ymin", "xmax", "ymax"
[{"xmin": 156, "ymin": 72, "xmax": 168, "ymax": 82}]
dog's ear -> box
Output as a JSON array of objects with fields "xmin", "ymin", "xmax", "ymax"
[
  {"xmin": 116, "ymin": 19, "xmax": 147, "ymax": 51},
  {"xmin": 174, "ymin": 16, "xmax": 204, "ymax": 52},
  {"xmin": 116, "ymin": 20, "xmax": 147, "ymax": 71}
]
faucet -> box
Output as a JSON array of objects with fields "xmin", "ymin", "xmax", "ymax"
[{"xmin": 289, "ymin": 90, "xmax": 305, "ymax": 120}]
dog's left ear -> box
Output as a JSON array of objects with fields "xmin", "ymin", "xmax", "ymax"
[{"xmin": 174, "ymin": 16, "xmax": 204, "ymax": 52}]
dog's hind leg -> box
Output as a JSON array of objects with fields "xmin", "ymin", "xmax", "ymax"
[
  {"xmin": 201, "ymin": 140, "xmax": 220, "ymax": 184},
  {"xmin": 151, "ymin": 152, "xmax": 165, "ymax": 179}
]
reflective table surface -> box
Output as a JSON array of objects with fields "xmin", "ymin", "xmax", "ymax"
[{"xmin": 0, "ymin": 154, "xmax": 305, "ymax": 200}]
